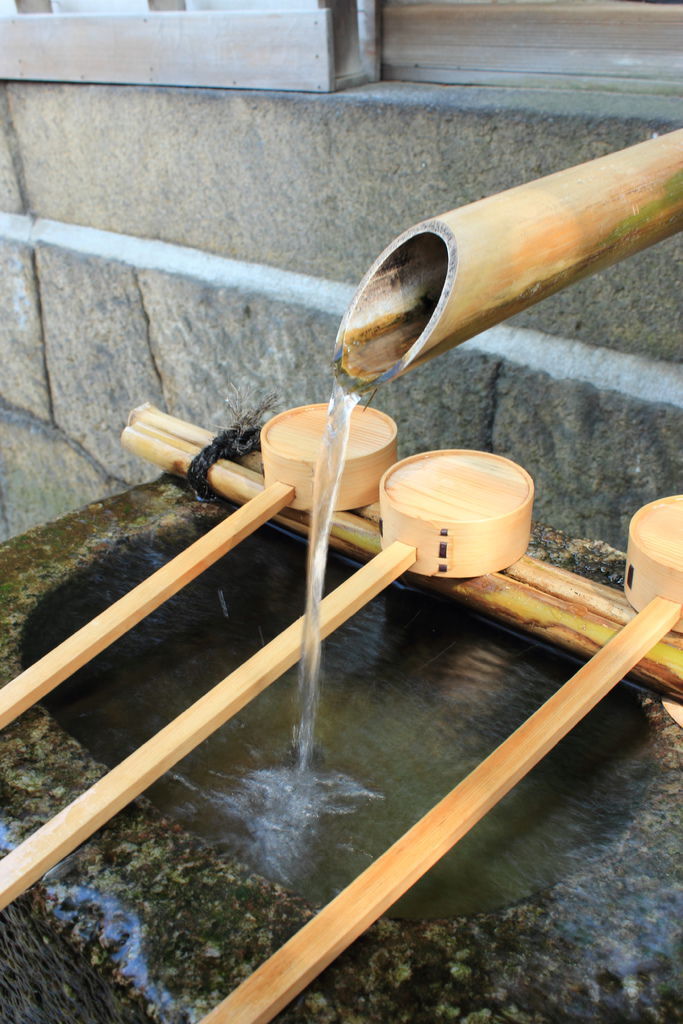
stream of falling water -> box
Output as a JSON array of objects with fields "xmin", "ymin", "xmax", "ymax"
[{"xmin": 294, "ymin": 381, "xmax": 359, "ymax": 770}]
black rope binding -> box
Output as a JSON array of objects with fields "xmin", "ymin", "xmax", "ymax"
[{"xmin": 187, "ymin": 387, "xmax": 279, "ymax": 501}]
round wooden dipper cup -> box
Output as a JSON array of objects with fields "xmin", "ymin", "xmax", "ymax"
[
  {"xmin": 195, "ymin": 500, "xmax": 683, "ymax": 1024},
  {"xmin": 624, "ymin": 495, "xmax": 683, "ymax": 633},
  {"xmin": 260, "ymin": 403, "xmax": 398, "ymax": 511},
  {"xmin": 379, "ymin": 449, "xmax": 534, "ymax": 577},
  {"xmin": 0, "ymin": 400, "xmax": 411, "ymax": 918}
]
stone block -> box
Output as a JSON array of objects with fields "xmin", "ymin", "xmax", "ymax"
[
  {"xmin": 0, "ymin": 88, "xmax": 23, "ymax": 215},
  {"xmin": 36, "ymin": 244, "xmax": 165, "ymax": 483},
  {"xmin": 136, "ymin": 267, "xmax": 341, "ymax": 429},
  {"xmin": 0, "ymin": 408, "xmax": 121, "ymax": 542},
  {"xmin": 7, "ymin": 82, "xmax": 681, "ymax": 360},
  {"xmin": 372, "ymin": 347, "xmax": 501, "ymax": 459},
  {"xmin": 0, "ymin": 240, "xmax": 50, "ymax": 419},
  {"xmin": 492, "ymin": 363, "xmax": 683, "ymax": 547}
]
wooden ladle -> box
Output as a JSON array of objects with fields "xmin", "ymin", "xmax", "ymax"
[
  {"xmin": 0, "ymin": 446, "xmax": 533, "ymax": 915},
  {"xmin": 0, "ymin": 403, "xmax": 396, "ymax": 732},
  {"xmin": 200, "ymin": 494, "xmax": 682, "ymax": 1024}
]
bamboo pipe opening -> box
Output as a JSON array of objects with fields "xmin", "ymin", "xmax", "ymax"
[
  {"xmin": 334, "ymin": 227, "xmax": 454, "ymax": 391},
  {"xmin": 333, "ymin": 131, "xmax": 683, "ymax": 391}
]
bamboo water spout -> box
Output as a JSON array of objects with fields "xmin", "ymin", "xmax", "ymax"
[{"xmin": 334, "ymin": 129, "xmax": 683, "ymax": 389}]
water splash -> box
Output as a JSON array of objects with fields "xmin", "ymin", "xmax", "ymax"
[
  {"xmin": 294, "ymin": 381, "xmax": 359, "ymax": 770},
  {"xmin": 209, "ymin": 763, "xmax": 383, "ymax": 893}
]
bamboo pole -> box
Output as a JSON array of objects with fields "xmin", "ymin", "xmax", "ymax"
[
  {"xmin": 0, "ymin": 481, "xmax": 295, "ymax": 732},
  {"xmin": 121, "ymin": 405, "xmax": 683, "ymax": 701},
  {"xmin": 333, "ymin": 129, "xmax": 683, "ymax": 388},
  {"xmin": 0, "ymin": 541, "xmax": 417, "ymax": 912},
  {"xmin": 201, "ymin": 593, "xmax": 682, "ymax": 1024}
]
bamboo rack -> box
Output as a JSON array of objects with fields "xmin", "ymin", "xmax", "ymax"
[
  {"xmin": 198, "ymin": 484, "xmax": 682, "ymax": 1024},
  {"xmin": 121, "ymin": 404, "xmax": 683, "ymax": 701},
  {"xmin": 201, "ymin": 592, "xmax": 682, "ymax": 1024}
]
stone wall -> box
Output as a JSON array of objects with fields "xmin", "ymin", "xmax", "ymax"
[{"xmin": 0, "ymin": 81, "xmax": 681, "ymax": 547}]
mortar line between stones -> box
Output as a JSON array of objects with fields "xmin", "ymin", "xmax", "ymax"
[
  {"xmin": 0, "ymin": 87, "xmax": 30, "ymax": 215},
  {"xmin": 0, "ymin": 394, "xmax": 128, "ymax": 491},
  {"xmin": 30, "ymin": 246, "xmax": 56, "ymax": 426},
  {"xmin": 484, "ymin": 357, "xmax": 502, "ymax": 454},
  {"xmin": 133, "ymin": 268, "xmax": 168, "ymax": 410}
]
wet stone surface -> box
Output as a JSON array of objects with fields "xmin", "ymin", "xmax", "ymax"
[{"xmin": 0, "ymin": 477, "xmax": 681, "ymax": 1023}]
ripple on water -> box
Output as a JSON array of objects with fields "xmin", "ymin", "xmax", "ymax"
[{"xmin": 36, "ymin": 522, "xmax": 656, "ymax": 919}]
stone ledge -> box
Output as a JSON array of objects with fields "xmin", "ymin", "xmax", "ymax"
[
  {"xmin": 0, "ymin": 235, "xmax": 680, "ymax": 546},
  {"xmin": 0, "ymin": 239, "xmax": 50, "ymax": 420},
  {"xmin": 4, "ymin": 81, "xmax": 681, "ymax": 360}
]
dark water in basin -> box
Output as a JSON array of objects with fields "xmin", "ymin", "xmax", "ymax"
[{"xmin": 29, "ymin": 518, "xmax": 655, "ymax": 920}]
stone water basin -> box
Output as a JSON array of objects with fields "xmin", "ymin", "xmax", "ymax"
[{"xmin": 0, "ymin": 477, "xmax": 681, "ymax": 1023}]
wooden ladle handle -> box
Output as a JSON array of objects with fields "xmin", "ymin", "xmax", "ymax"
[
  {"xmin": 203, "ymin": 594, "xmax": 681, "ymax": 1024},
  {"xmin": 0, "ymin": 482, "xmax": 295, "ymax": 732},
  {"xmin": 0, "ymin": 541, "xmax": 416, "ymax": 913}
]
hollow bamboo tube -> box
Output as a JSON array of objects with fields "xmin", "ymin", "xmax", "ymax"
[
  {"xmin": 121, "ymin": 405, "xmax": 683, "ymax": 700},
  {"xmin": 0, "ymin": 541, "xmax": 416, "ymax": 912},
  {"xmin": 202, "ymin": 593, "xmax": 682, "ymax": 1024},
  {"xmin": 334, "ymin": 129, "xmax": 683, "ymax": 387}
]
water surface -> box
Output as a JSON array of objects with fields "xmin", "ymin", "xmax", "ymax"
[{"xmin": 33, "ymin": 522, "xmax": 655, "ymax": 919}]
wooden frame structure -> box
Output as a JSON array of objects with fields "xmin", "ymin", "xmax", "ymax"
[
  {"xmin": 382, "ymin": 2, "xmax": 683, "ymax": 94},
  {"xmin": 3, "ymin": 1, "xmax": 679, "ymax": 94},
  {"xmin": 0, "ymin": 1, "xmax": 380, "ymax": 92}
]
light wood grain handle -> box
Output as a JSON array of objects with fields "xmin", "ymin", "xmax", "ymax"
[
  {"xmin": 0, "ymin": 541, "xmax": 416, "ymax": 912},
  {"xmin": 121, "ymin": 406, "xmax": 683, "ymax": 701},
  {"xmin": 202, "ymin": 594, "xmax": 681, "ymax": 1024},
  {"xmin": 0, "ymin": 482, "xmax": 295, "ymax": 732}
]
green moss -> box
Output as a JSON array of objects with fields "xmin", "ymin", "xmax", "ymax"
[
  {"xmin": 391, "ymin": 962, "xmax": 413, "ymax": 985},
  {"xmin": 607, "ymin": 169, "xmax": 683, "ymax": 245},
  {"xmin": 449, "ymin": 963, "xmax": 473, "ymax": 983},
  {"xmin": 435, "ymin": 1005, "xmax": 461, "ymax": 1021},
  {"xmin": 0, "ymin": 477, "xmax": 681, "ymax": 1023}
]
